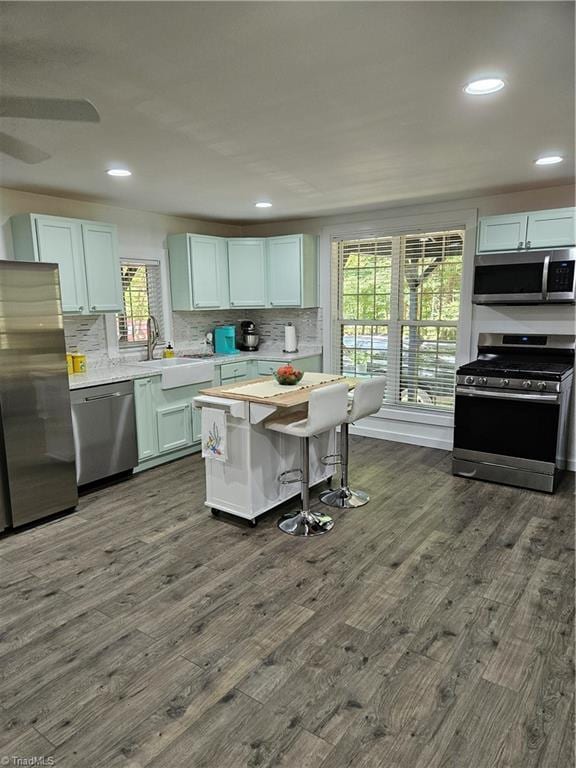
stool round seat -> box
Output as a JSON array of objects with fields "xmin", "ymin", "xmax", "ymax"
[
  {"xmin": 265, "ymin": 382, "xmax": 349, "ymax": 536},
  {"xmin": 320, "ymin": 377, "xmax": 386, "ymax": 509}
]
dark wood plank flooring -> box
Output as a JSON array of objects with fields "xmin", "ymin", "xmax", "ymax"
[{"xmin": 0, "ymin": 438, "xmax": 573, "ymax": 767}]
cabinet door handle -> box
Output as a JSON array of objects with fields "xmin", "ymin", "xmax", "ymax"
[
  {"xmin": 91, "ymin": 305, "xmax": 96, "ymax": 310},
  {"xmin": 78, "ymin": 305, "xmax": 84, "ymax": 311},
  {"xmin": 525, "ymin": 240, "xmax": 531, "ymax": 249},
  {"xmin": 518, "ymin": 242, "xmax": 524, "ymax": 249}
]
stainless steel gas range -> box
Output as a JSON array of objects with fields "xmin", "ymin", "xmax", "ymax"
[{"xmin": 452, "ymin": 333, "xmax": 574, "ymax": 493}]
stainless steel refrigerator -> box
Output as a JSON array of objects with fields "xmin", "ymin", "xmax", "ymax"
[{"xmin": 0, "ymin": 261, "xmax": 78, "ymax": 530}]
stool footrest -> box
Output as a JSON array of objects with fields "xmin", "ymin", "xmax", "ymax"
[
  {"xmin": 320, "ymin": 453, "xmax": 342, "ymax": 467},
  {"xmin": 278, "ymin": 468, "xmax": 303, "ymax": 485}
]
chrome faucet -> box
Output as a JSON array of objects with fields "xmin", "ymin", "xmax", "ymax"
[{"xmin": 146, "ymin": 316, "xmax": 160, "ymax": 360}]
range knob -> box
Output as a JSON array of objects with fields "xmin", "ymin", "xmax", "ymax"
[
  {"xmin": 537, "ymin": 381, "xmax": 547, "ymax": 391},
  {"xmin": 464, "ymin": 376, "xmax": 475, "ymax": 385},
  {"xmin": 500, "ymin": 378, "xmax": 509, "ymax": 387},
  {"xmin": 522, "ymin": 380, "xmax": 532, "ymax": 389},
  {"xmin": 478, "ymin": 377, "xmax": 488, "ymax": 386}
]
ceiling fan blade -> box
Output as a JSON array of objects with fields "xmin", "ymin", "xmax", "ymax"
[
  {"xmin": 0, "ymin": 131, "xmax": 51, "ymax": 164},
  {"xmin": 0, "ymin": 96, "xmax": 100, "ymax": 123}
]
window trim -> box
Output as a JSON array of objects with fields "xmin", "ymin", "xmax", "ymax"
[
  {"xmin": 118, "ymin": 259, "xmax": 164, "ymax": 349},
  {"xmin": 105, "ymin": 254, "xmax": 172, "ymax": 360},
  {"xmin": 320, "ymin": 207, "xmax": 478, "ymax": 422}
]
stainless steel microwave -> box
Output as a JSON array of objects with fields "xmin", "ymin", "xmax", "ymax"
[{"xmin": 473, "ymin": 248, "xmax": 575, "ymax": 305}]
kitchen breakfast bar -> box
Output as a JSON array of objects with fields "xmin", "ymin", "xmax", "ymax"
[{"xmin": 193, "ymin": 373, "xmax": 357, "ymax": 526}]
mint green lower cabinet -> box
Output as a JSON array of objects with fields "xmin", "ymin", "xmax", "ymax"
[
  {"xmin": 214, "ymin": 360, "xmax": 255, "ymax": 386},
  {"xmin": 255, "ymin": 355, "xmax": 322, "ymax": 376},
  {"xmin": 296, "ymin": 355, "xmax": 322, "ymax": 373},
  {"xmin": 134, "ymin": 377, "xmax": 158, "ymax": 461},
  {"xmin": 192, "ymin": 407, "xmax": 202, "ymax": 443},
  {"xmin": 157, "ymin": 403, "xmax": 192, "ymax": 453},
  {"xmin": 134, "ymin": 376, "xmax": 211, "ymax": 472}
]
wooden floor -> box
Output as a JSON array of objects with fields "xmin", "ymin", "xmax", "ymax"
[{"xmin": 0, "ymin": 438, "xmax": 574, "ymax": 768}]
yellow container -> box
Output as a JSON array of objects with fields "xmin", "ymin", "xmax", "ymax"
[
  {"xmin": 66, "ymin": 354, "xmax": 74, "ymax": 375},
  {"xmin": 72, "ymin": 354, "xmax": 87, "ymax": 374}
]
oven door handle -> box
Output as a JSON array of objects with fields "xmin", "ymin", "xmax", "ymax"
[
  {"xmin": 542, "ymin": 253, "xmax": 551, "ymax": 301},
  {"xmin": 456, "ymin": 386, "xmax": 560, "ymax": 404}
]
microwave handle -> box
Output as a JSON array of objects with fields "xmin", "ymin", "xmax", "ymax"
[{"xmin": 541, "ymin": 253, "xmax": 551, "ymax": 300}]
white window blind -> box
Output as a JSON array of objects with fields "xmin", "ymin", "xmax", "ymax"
[
  {"xmin": 333, "ymin": 229, "xmax": 464, "ymax": 411},
  {"xmin": 117, "ymin": 261, "xmax": 164, "ymax": 347}
]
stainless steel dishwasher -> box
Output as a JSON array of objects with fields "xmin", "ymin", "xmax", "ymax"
[{"xmin": 70, "ymin": 380, "xmax": 138, "ymax": 485}]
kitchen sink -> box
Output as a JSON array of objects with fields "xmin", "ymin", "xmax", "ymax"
[
  {"xmin": 141, "ymin": 357, "xmax": 197, "ymax": 368},
  {"xmin": 139, "ymin": 358, "xmax": 214, "ymax": 389}
]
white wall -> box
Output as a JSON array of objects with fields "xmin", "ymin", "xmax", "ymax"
[
  {"xmin": 240, "ymin": 184, "xmax": 575, "ymax": 237},
  {"xmin": 0, "ymin": 186, "xmax": 242, "ymax": 355},
  {"xmin": 242, "ymin": 184, "xmax": 576, "ymax": 467},
  {"xmin": 0, "ymin": 187, "xmax": 241, "ymax": 263},
  {"xmin": 1, "ymin": 183, "xmax": 574, "ymax": 466}
]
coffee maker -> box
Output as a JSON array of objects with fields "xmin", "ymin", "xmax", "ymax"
[{"xmin": 239, "ymin": 320, "xmax": 259, "ymax": 351}]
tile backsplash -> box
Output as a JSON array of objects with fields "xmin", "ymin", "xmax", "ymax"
[
  {"xmin": 172, "ymin": 308, "xmax": 322, "ymax": 350},
  {"xmin": 63, "ymin": 308, "xmax": 322, "ymax": 361},
  {"xmin": 64, "ymin": 315, "xmax": 109, "ymax": 362}
]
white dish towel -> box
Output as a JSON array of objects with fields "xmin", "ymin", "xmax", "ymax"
[{"xmin": 201, "ymin": 407, "xmax": 227, "ymax": 462}]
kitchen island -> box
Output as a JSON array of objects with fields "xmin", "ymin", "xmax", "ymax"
[{"xmin": 194, "ymin": 373, "xmax": 356, "ymax": 525}]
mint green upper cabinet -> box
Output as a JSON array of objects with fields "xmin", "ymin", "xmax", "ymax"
[
  {"xmin": 267, "ymin": 234, "xmax": 318, "ymax": 308},
  {"xmin": 477, "ymin": 214, "xmax": 528, "ymax": 253},
  {"xmin": 168, "ymin": 234, "xmax": 228, "ymax": 310},
  {"xmin": 477, "ymin": 208, "xmax": 576, "ymax": 253},
  {"xmin": 81, "ymin": 223, "xmax": 123, "ymax": 312},
  {"xmin": 227, "ymin": 239, "xmax": 267, "ymax": 307},
  {"xmin": 33, "ymin": 217, "xmax": 87, "ymax": 313},
  {"xmin": 10, "ymin": 213, "xmax": 122, "ymax": 315},
  {"xmin": 190, "ymin": 237, "xmax": 223, "ymax": 308},
  {"xmin": 267, "ymin": 236, "xmax": 302, "ymax": 307},
  {"xmin": 525, "ymin": 208, "xmax": 576, "ymax": 249},
  {"xmin": 168, "ymin": 232, "xmax": 317, "ymax": 311}
]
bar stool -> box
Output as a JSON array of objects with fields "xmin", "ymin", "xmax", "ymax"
[
  {"xmin": 265, "ymin": 383, "xmax": 349, "ymax": 536},
  {"xmin": 320, "ymin": 377, "xmax": 386, "ymax": 509}
]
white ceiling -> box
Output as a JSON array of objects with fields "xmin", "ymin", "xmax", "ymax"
[{"xmin": 0, "ymin": 1, "xmax": 574, "ymax": 223}]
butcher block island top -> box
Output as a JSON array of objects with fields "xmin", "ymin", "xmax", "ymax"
[{"xmin": 200, "ymin": 371, "xmax": 359, "ymax": 408}]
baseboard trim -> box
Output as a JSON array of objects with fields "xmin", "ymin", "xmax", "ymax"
[
  {"xmin": 349, "ymin": 423, "xmax": 575, "ymax": 470},
  {"xmin": 134, "ymin": 444, "xmax": 201, "ymax": 473},
  {"xmin": 348, "ymin": 423, "xmax": 452, "ymax": 451}
]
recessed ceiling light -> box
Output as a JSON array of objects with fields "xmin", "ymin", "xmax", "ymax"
[
  {"xmin": 464, "ymin": 78, "xmax": 506, "ymax": 95},
  {"xmin": 106, "ymin": 168, "xmax": 132, "ymax": 177},
  {"xmin": 255, "ymin": 201, "xmax": 272, "ymax": 208},
  {"xmin": 534, "ymin": 155, "xmax": 564, "ymax": 166}
]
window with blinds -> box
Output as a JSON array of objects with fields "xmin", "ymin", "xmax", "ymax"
[
  {"xmin": 117, "ymin": 262, "xmax": 164, "ymax": 347},
  {"xmin": 334, "ymin": 230, "xmax": 464, "ymax": 411}
]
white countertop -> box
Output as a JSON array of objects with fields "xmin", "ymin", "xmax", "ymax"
[
  {"xmin": 68, "ymin": 347, "xmax": 322, "ymax": 390},
  {"xmin": 207, "ymin": 346, "xmax": 322, "ymax": 364},
  {"xmin": 68, "ymin": 364, "xmax": 159, "ymax": 390}
]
